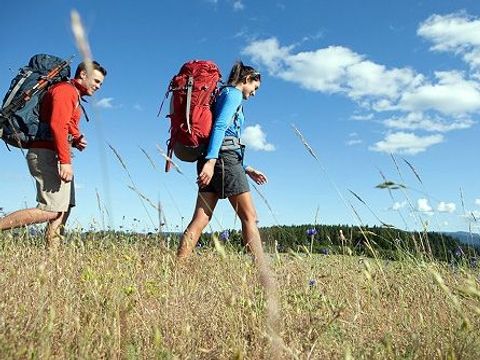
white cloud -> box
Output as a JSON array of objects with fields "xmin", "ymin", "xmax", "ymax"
[
  {"xmin": 243, "ymin": 38, "xmax": 480, "ymax": 117},
  {"xmin": 233, "ymin": 0, "xmax": 244, "ymax": 11},
  {"xmin": 301, "ymin": 31, "xmax": 324, "ymax": 43},
  {"xmin": 242, "ymin": 38, "xmax": 294, "ymax": 74},
  {"xmin": 351, "ymin": 113, "xmax": 374, "ymax": 121},
  {"xmin": 242, "ymin": 124, "xmax": 275, "ymax": 151},
  {"xmin": 392, "ymin": 201, "xmax": 407, "ymax": 210},
  {"xmin": 475, "ymin": 198, "xmax": 480, "ymax": 206},
  {"xmin": 437, "ymin": 201, "xmax": 456, "ymax": 213},
  {"xmin": 242, "ymin": 29, "xmax": 480, "ymax": 156},
  {"xmin": 369, "ymin": 132, "xmax": 443, "ymax": 155},
  {"xmin": 94, "ymin": 97, "xmax": 114, "ymax": 109},
  {"xmin": 346, "ymin": 132, "xmax": 362, "ymax": 146},
  {"xmin": 398, "ymin": 71, "xmax": 480, "ymax": 115},
  {"xmin": 417, "ymin": 198, "xmax": 434, "ymax": 214},
  {"xmin": 242, "ymin": 38, "xmax": 421, "ymax": 100},
  {"xmin": 346, "ymin": 139, "xmax": 362, "ymax": 146},
  {"xmin": 418, "ymin": 12, "xmax": 480, "ymax": 69},
  {"xmin": 384, "ymin": 112, "xmax": 475, "ymax": 132},
  {"xmin": 133, "ymin": 103, "xmax": 143, "ymax": 111}
]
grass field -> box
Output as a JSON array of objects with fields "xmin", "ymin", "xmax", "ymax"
[{"xmin": 0, "ymin": 233, "xmax": 479, "ymax": 359}]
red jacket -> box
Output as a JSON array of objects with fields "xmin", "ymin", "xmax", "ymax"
[{"xmin": 32, "ymin": 79, "xmax": 87, "ymax": 164}]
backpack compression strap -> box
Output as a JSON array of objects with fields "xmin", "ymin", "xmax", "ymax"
[
  {"xmin": 185, "ymin": 76, "xmax": 194, "ymax": 134},
  {"xmin": 2, "ymin": 70, "xmax": 33, "ymax": 109}
]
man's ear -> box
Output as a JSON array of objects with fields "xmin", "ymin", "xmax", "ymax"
[{"xmin": 80, "ymin": 69, "xmax": 88, "ymax": 80}]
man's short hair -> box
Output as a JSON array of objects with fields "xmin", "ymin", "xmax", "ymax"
[{"xmin": 74, "ymin": 60, "xmax": 107, "ymax": 78}]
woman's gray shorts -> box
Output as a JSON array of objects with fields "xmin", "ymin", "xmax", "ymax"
[{"xmin": 197, "ymin": 150, "xmax": 249, "ymax": 199}]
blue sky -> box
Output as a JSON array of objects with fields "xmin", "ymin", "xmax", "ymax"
[{"xmin": 1, "ymin": 0, "xmax": 479, "ymax": 234}]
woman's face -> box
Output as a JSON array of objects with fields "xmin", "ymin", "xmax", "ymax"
[{"xmin": 239, "ymin": 77, "xmax": 261, "ymax": 100}]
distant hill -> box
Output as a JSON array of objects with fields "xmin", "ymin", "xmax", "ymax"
[{"xmin": 445, "ymin": 231, "xmax": 480, "ymax": 247}]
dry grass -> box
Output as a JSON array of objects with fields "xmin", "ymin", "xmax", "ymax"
[{"xmin": 0, "ymin": 234, "xmax": 479, "ymax": 359}]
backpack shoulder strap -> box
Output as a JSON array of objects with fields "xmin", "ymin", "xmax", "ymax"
[
  {"xmin": 67, "ymin": 80, "xmax": 81, "ymax": 107},
  {"xmin": 67, "ymin": 80, "xmax": 90, "ymax": 122},
  {"xmin": 231, "ymin": 104, "xmax": 243, "ymax": 130}
]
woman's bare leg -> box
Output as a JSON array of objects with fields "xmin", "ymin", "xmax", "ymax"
[
  {"xmin": 228, "ymin": 191, "xmax": 265, "ymax": 260},
  {"xmin": 177, "ymin": 192, "xmax": 218, "ymax": 258}
]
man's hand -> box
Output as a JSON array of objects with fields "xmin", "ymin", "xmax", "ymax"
[
  {"xmin": 246, "ymin": 167, "xmax": 268, "ymax": 185},
  {"xmin": 197, "ymin": 159, "xmax": 216, "ymax": 188},
  {"xmin": 73, "ymin": 135, "xmax": 87, "ymax": 151},
  {"xmin": 59, "ymin": 164, "xmax": 74, "ymax": 182}
]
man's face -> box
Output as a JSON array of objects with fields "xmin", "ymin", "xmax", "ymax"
[{"xmin": 78, "ymin": 69, "xmax": 105, "ymax": 96}]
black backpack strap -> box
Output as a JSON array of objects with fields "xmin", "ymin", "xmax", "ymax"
[
  {"xmin": 79, "ymin": 100, "xmax": 90, "ymax": 122},
  {"xmin": 157, "ymin": 80, "xmax": 173, "ymax": 117},
  {"xmin": 68, "ymin": 80, "xmax": 90, "ymax": 122}
]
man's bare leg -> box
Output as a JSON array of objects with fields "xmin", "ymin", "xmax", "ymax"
[
  {"xmin": 0, "ymin": 208, "xmax": 60, "ymax": 230},
  {"xmin": 59, "ymin": 208, "xmax": 71, "ymax": 236},
  {"xmin": 45, "ymin": 212, "xmax": 65, "ymax": 250}
]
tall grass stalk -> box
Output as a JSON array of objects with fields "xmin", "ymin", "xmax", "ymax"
[{"xmin": 108, "ymin": 143, "xmax": 156, "ymax": 229}]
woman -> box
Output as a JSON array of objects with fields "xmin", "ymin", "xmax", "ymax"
[{"xmin": 177, "ymin": 61, "xmax": 267, "ymax": 259}]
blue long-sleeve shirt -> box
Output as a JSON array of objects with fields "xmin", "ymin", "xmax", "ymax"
[{"xmin": 205, "ymin": 86, "xmax": 245, "ymax": 160}]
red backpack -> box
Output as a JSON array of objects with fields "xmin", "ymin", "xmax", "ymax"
[{"xmin": 161, "ymin": 60, "xmax": 221, "ymax": 172}]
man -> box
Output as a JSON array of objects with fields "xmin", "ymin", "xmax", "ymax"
[{"xmin": 0, "ymin": 60, "xmax": 107, "ymax": 248}]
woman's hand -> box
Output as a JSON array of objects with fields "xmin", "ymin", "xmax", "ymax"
[
  {"xmin": 246, "ymin": 167, "xmax": 268, "ymax": 185},
  {"xmin": 197, "ymin": 159, "xmax": 216, "ymax": 188}
]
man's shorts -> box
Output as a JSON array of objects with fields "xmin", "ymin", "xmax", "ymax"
[
  {"xmin": 26, "ymin": 148, "xmax": 75, "ymax": 212},
  {"xmin": 197, "ymin": 150, "xmax": 250, "ymax": 199}
]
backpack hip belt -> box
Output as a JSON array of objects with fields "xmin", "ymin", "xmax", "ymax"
[{"xmin": 220, "ymin": 136, "xmax": 242, "ymax": 151}]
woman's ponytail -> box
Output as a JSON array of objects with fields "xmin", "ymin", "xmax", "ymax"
[{"xmin": 227, "ymin": 61, "xmax": 261, "ymax": 86}]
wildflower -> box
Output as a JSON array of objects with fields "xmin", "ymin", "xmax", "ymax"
[
  {"xmin": 319, "ymin": 247, "xmax": 329, "ymax": 255},
  {"xmin": 306, "ymin": 228, "xmax": 317, "ymax": 237},
  {"xmin": 454, "ymin": 247, "xmax": 464, "ymax": 258},
  {"xmin": 220, "ymin": 230, "xmax": 230, "ymax": 241},
  {"xmin": 307, "ymin": 228, "xmax": 318, "ymax": 253},
  {"xmin": 308, "ymin": 279, "xmax": 317, "ymax": 287}
]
